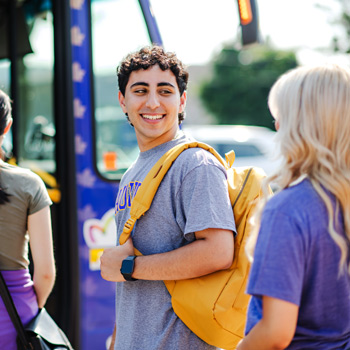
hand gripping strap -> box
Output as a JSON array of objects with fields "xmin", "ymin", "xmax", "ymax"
[{"xmin": 119, "ymin": 142, "xmax": 226, "ymax": 248}]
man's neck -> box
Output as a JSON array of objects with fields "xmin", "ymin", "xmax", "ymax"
[{"xmin": 137, "ymin": 128, "xmax": 181, "ymax": 152}]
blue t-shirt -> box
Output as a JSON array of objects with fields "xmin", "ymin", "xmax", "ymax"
[{"xmin": 246, "ymin": 178, "xmax": 350, "ymax": 349}]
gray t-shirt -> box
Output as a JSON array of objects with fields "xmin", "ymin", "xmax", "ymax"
[
  {"xmin": 114, "ymin": 133, "xmax": 236, "ymax": 350},
  {"xmin": 0, "ymin": 160, "xmax": 52, "ymax": 269}
]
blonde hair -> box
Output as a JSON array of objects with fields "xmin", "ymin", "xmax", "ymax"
[{"xmin": 246, "ymin": 64, "xmax": 350, "ymax": 273}]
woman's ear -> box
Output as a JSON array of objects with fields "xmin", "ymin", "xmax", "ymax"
[
  {"xmin": 274, "ymin": 119, "xmax": 280, "ymax": 131},
  {"xmin": 3, "ymin": 118, "xmax": 12, "ymax": 135}
]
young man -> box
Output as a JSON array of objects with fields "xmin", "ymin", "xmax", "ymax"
[{"xmin": 100, "ymin": 46, "xmax": 236, "ymax": 350}]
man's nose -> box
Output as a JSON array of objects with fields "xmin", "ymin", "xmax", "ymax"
[{"xmin": 145, "ymin": 92, "xmax": 160, "ymax": 109}]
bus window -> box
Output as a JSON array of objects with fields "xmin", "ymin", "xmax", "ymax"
[
  {"xmin": 0, "ymin": 6, "xmax": 55, "ymax": 190},
  {"xmin": 1, "ymin": 7, "xmax": 55, "ymax": 174},
  {"xmin": 18, "ymin": 12, "xmax": 54, "ymax": 172},
  {"xmin": 91, "ymin": 0, "xmax": 152, "ymax": 180}
]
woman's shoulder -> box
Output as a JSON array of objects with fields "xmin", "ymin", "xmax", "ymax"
[
  {"xmin": 265, "ymin": 178, "xmax": 321, "ymax": 216},
  {"xmin": 1, "ymin": 162, "xmax": 45, "ymax": 186}
]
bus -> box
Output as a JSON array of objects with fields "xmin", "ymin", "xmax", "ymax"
[{"xmin": 0, "ymin": 0, "xmax": 259, "ymax": 348}]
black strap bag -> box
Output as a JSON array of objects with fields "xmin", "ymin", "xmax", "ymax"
[{"xmin": 0, "ymin": 272, "xmax": 74, "ymax": 350}]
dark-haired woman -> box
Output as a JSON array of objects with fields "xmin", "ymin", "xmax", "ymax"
[{"xmin": 0, "ymin": 89, "xmax": 55, "ymax": 349}]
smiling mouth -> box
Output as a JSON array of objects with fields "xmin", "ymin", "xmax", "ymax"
[{"xmin": 141, "ymin": 114, "xmax": 165, "ymax": 120}]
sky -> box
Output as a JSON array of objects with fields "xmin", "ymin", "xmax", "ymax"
[
  {"xmin": 150, "ymin": 0, "xmax": 348, "ymax": 66},
  {"xmin": 23, "ymin": 0, "xmax": 349, "ymax": 70}
]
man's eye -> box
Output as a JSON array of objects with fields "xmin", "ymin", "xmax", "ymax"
[
  {"xmin": 134, "ymin": 89, "xmax": 146, "ymax": 94},
  {"xmin": 160, "ymin": 89, "xmax": 172, "ymax": 95}
]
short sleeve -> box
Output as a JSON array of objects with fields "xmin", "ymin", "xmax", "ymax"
[
  {"xmin": 247, "ymin": 209, "xmax": 305, "ymax": 306},
  {"xmin": 27, "ymin": 172, "xmax": 52, "ymax": 215},
  {"xmin": 175, "ymin": 162, "xmax": 236, "ymax": 237}
]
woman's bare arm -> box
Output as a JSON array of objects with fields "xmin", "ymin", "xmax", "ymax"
[{"xmin": 28, "ymin": 206, "xmax": 56, "ymax": 308}]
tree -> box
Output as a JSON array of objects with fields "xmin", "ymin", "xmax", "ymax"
[
  {"xmin": 320, "ymin": 1, "xmax": 350, "ymax": 53},
  {"xmin": 199, "ymin": 45, "xmax": 297, "ymax": 129}
]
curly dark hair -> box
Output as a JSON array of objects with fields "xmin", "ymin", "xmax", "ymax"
[
  {"xmin": 0, "ymin": 89, "xmax": 12, "ymax": 204},
  {"xmin": 0, "ymin": 90, "xmax": 11, "ymax": 137},
  {"xmin": 117, "ymin": 45, "xmax": 189, "ymax": 125}
]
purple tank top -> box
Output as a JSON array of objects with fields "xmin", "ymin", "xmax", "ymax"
[{"xmin": 0, "ymin": 269, "xmax": 38, "ymax": 350}]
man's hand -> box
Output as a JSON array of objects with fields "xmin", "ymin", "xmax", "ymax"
[
  {"xmin": 108, "ymin": 324, "xmax": 116, "ymax": 350},
  {"xmin": 100, "ymin": 238, "xmax": 134, "ymax": 282}
]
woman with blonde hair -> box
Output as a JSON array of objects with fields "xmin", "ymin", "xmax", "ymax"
[
  {"xmin": 0, "ymin": 89, "xmax": 56, "ymax": 349},
  {"xmin": 237, "ymin": 64, "xmax": 350, "ymax": 350}
]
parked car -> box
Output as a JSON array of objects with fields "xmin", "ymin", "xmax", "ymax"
[{"xmin": 182, "ymin": 124, "xmax": 280, "ymax": 177}]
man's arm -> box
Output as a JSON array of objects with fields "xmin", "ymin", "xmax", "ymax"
[
  {"xmin": 236, "ymin": 296, "xmax": 298, "ymax": 350},
  {"xmin": 100, "ymin": 227, "xmax": 234, "ymax": 282},
  {"xmin": 108, "ymin": 324, "xmax": 116, "ymax": 350}
]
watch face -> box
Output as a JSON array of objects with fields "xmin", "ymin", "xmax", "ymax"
[
  {"xmin": 121, "ymin": 256, "xmax": 137, "ymax": 281},
  {"xmin": 122, "ymin": 258, "xmax": 134, "ymax": 273}
]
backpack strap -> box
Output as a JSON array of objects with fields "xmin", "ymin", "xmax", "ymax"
[{"xmin": 119, "ymin": 141, "xmax": 226, "ymax": 250}]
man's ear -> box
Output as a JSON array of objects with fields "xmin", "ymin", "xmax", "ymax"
[
  {"xmin": 179, "ymin": 91, "xmax": 187, "ymax": 113},
  {"xmin": 3, "ymin": 118, "xmax": 12, "ymax": 135},
  {"xmin": 118, "ymin": 91, "xmax": 127, "ymax": 114}
]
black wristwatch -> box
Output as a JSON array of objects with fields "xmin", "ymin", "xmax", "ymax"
[{"xmin": 120, "ymin": 256, "xmax": 138, "ymax": 281}]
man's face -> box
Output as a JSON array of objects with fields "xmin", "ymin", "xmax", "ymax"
[{"xmin": 118, "ymin": 65, "xmax": 186, "ymax": 151}]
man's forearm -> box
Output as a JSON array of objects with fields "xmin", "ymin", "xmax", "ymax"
[
  {"xmin": 132, "ymin": 228, "xmax": 234, "ymax": 281},
  {"xmin": 101, "ymin": 228, "xmax": 234, "ymax": 282},
  {"xmin": 109, "ymin": 324, "xmax": 116, "ymax": 350}
]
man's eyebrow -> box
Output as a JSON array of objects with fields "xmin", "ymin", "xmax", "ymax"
[
  {"xmin": 158, "ymin": 82, "xmax": 176, "ymax": 88},
  {"xmin": 130, "ymin": 82, "xmax": 148, "ymax": 88},
  {"xmin": 129, "ymin": 82, "xmax": 176, "ymax": 89}
]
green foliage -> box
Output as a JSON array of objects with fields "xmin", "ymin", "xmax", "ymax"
[
  {"xmin": 199, "ymin": 45, "xmax": 297, "ymax": 129},
  {"xmin": 330, "ymin": 1, "xmax": 350, "ymax": 53}
]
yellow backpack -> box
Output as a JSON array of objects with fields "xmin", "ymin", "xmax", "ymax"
[{"xmin": 120, "ymin": 141, "xmax": 268, "ymax": 350}]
